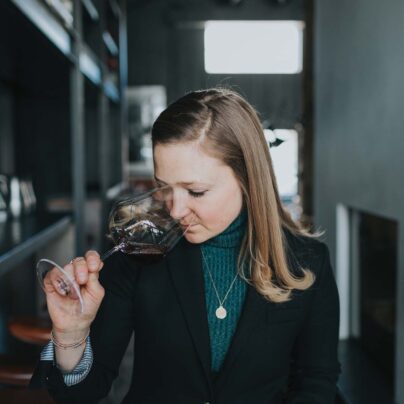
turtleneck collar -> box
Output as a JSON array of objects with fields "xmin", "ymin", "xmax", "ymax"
[{"xmin": 202, "ymin": 209, "xmax": 248, "ymax": 249}]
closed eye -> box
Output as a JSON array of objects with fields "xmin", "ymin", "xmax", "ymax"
[{"xmin": 188, "ymin": 190, "xmax": 205, "ymax": 198}]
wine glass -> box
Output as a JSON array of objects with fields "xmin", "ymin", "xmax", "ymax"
[{"xmin": 37, "ymin": 185, "xmax": 193, "ymax": 315}]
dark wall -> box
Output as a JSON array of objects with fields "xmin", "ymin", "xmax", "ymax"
[
  {"xmin": 127, "ymin": 0, "xmax": 305, "ymax": 128},
  {"xmin": 314, "ymin": 0, "xmax": 404, "ymax": 400},
  {"xmin": 0, "ymin": 82, "xmax": 14, "ymax": 173},
  {"xmin": 0, "ymin": 2, "xmax": 72, "ymax": 204},
  {"xmin": 0, "ymin": 2, "xmax": 17, "ymax": 174}
]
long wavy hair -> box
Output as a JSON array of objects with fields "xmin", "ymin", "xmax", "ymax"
[{"xmin": 151, "ymin": 88, "xmax": 315, "ymax": 302}]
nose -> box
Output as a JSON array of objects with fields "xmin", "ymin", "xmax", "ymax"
[{"xmin": 168, "ymin": 191, "xmax": 191, "ymax": 220}]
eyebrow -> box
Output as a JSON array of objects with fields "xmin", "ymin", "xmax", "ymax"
[{"xmin": 154, "ymin": 175, "xmax": 212, "ymax": 187}]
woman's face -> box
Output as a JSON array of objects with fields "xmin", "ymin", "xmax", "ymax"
[{"xmin": 153, "ymin": 141, "xmax": 244, "ymax": 244}]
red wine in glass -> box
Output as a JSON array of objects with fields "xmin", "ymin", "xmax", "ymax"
[{"xmin": 37, "ymin": 186, "xmax": 193, "ymax": 314}]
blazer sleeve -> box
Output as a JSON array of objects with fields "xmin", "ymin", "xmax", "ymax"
[
  {"xmin": 285, "ymin": 242, "xmax": 341, "ymax": 404},
  {"xmin": 29, "ymin": 252, "xmax": 138, "ymax": 403},
  {"xmin": 39, "ymin": 337, "xmax": 93, "ymax": 386}
]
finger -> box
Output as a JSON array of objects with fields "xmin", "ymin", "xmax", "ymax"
[
  {"xmin": 86, "ymin": 271, "xmax": 105, "ymax": 299},
  {"xmin": 59, "ymin": 263, "xmax": 82, "ymax": 300},
  {"xmin": 72, "ymin": 258, "xmax": 89, "ymax": 285},
  {"xmin": 45, "ymin": 264, "xmax": 76, "ymax": 298},
  {"xmin": 43, "ymin": 266, "xmax": 63, "ymax": 294},
  {"xmin": 85, "ymin": 250, "xmax": 102, "ymax": 273}
]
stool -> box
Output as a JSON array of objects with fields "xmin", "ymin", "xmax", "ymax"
[
  {"xmin": 0, "ymin": 387, "xmax": 55, "ymax": 403},
  {"xmin": 0, "ymin": 355, "xmax": 35, "ymax": 387},
  {"xmin": 0, "ymin": 317, "xmax": 51, "ymax": 388},
  {"xmin": 8, "ymin": 317, "xmax": 51, "ymax": 346}
]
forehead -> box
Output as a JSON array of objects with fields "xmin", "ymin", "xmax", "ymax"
[{"xmin": 153, "ymin": 142, "xmax": 226, "ymax": 184}]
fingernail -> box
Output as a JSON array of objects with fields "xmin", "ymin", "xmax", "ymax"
[{"xmin": 89, "ymin": 260, "xmax": 98, "ymax": 270}]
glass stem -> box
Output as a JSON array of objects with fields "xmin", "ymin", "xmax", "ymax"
[{"xmin": 100, "ymin": 244, "xmax": 121, "ymax": 261}]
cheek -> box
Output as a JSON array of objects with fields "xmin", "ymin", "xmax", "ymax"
[
  {"xmin": 192, "ymin": 205, "xmax": 219, "ymax": 225},
  {"xmin": 185, "ymin": 203, "xmax": 216, "ymax": 230},
  {"xmin": 215, "ymin": 184, "xmax": 243, "ymax": 215},
  {"xmin": 208, "ymin": 212, "xmax": 227, "ymax": 227},
  {"xmin": 194, "ymin": 195, "xmax": 241, "ymax": 228}
]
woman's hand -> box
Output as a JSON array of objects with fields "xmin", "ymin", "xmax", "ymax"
[{"xmin": 43, "ymin": 251, "xmax": 105, "ymax": 340}]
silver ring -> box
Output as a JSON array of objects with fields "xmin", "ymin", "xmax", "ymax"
[{"xmin": 70, "ymin": 257, "xmax": 85, "ymax": 265}]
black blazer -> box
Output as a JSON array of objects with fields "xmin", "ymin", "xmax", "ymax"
[{"xmin": 31, "ymin": 230, "xmax": 341, "ymax": 404}]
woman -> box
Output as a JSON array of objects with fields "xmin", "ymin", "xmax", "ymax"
[{"xmin": 31, "ymin": 88, "xmax": 340, "ymax": 403}]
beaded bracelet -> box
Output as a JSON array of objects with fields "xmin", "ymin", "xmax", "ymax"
[{"xmin": 51, "ymin": 330, "xmax": 89, "ymax": 349}]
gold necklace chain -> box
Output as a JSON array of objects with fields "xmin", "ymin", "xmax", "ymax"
[{"xmin": 201, "ymin": 249, "xmax": 239, "ymax": 320}]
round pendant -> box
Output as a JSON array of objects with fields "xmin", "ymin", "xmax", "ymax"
[{"xmin": 215, "ymin": 306, "xmax": 227, "ymax": 319}]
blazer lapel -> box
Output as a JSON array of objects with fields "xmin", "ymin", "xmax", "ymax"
[
  {"xmin": 166, "ymin": 231, "xmax": 302, "ymax": 394},
  {"xmin": 213, "ymin": 283, "xmax": 267, "ymax": 390},
  {"xmin": 166, "ymin": 238, "xmax": 213, "ymax": 391},
  {"xmin": 214, "ymin": 234, "xmax": 303, "ymax": 391}
]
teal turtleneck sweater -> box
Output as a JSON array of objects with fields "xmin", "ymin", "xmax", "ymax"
[{"xmin": 200, "ymin": 210, "xmax": 248, "ymax": 372}]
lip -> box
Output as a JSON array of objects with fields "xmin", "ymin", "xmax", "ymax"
[{"xmin": 181, "ymin": 223, "xmax": 195, "ymax": 229}]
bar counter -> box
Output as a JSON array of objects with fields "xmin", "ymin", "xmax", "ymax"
[{"xmin": 0, "ymin": 213, "xmax": 72, "ymax": 278}]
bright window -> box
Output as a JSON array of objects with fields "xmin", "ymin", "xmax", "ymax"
[
  {"xmin": 264, "ymin": 129, "xmax": 298, "ymax": 198},
  {"xmin": 204, "ymin": 20, "xmax": 304, "ymax": 74}
]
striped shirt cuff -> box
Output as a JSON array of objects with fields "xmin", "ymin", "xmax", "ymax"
[{"xmin": 40, "ymin": 336, "xmax": 93, "ymax": 386}]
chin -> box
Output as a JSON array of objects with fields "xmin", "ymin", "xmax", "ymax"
[
  {"xmin": 184, "ymin": 232, "xmax": 208, "ymax": 244},
  {"xmin": 184, "ymin": 233, "xmax": 199, "ymax": 244}
]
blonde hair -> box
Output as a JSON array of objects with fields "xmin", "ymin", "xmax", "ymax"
[{"xmin": 151, "ymin": 88, "xmax": 316, "ymax": 303}]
